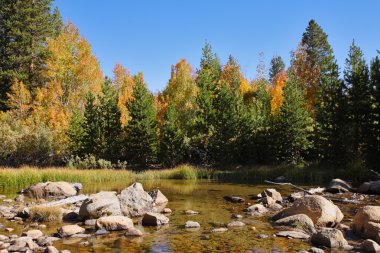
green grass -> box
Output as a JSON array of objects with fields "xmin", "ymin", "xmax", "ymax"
[{"xmin": 0, "ymin": 164, "xmax": 213, "ymax": 190}]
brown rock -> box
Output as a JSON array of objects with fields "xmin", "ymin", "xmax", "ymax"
[
  {"xmin": 95, "ymin": 216, "xmax": 134, "ymax": 231},
  {"xmin": 353, "ymin": 206, "xmax": 380, "ymax": 242},
  {"xmin": 58, "ymin": 225, "xmax": 85, "ymax": 237},
  {"xmin": 311, "ymin": 228, "xmax": 348, "ymax": 248}
]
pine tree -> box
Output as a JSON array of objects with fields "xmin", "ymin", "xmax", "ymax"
[
  {"xmin": 272, "ymin": 74, "xmax": 313, "ymax": 164},
  {"xmin": 125, "ymin": 74, "xmax": 158, "ymax": 165},
  {"xmin": 368, "ymin": 53, "xmax": 380, "ymax": 169},
  {"xmin": 159, "ymin": 102, "xmax": 186, "ymax": 167},
  {"xmin": 344, "ymin": 41, "xmax": 371, "ymax": 160},
  {"xmin": 191, "ymin": 42, "xmax": 221, "ymax": 164},
  {"xmin": 269, "ymin": 56, "xmax": 285, "ymax": 83},
  {"xmin": 97, "ymin": 78, "xmax": 122, "ymax": 161},
  {"xmin": 0, "ymin": 0, "xmax": 62, "ymax": 110}
]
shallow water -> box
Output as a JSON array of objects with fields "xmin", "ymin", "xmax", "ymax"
[{"xmin": 1, "ymin": 179, "xmax": 374, "ymax": 253}]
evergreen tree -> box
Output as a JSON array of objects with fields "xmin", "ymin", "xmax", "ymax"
[
  {"xmin": 159, "ymin": 102, "xmax": 186, "ymax": 167},
  {"xmin": 191, "ymin": 42, "xmax": 221, "ymax": 164},
  {"xmin": 97, "ymin": 78, "xmax": 122, "ymax": 161},
  {"xmin": 272, "ymin": 75, "xmax": 313, "ymax": 164},
  {"xmin": 125, "ymin": 74, "xmax": 158, "ymax": 165},
  {"xmin": 368, "ymin": 53, "xmax": 380, "ymax": 169},
  {"xmin": 81, "ymin": 93, "xmax": 99, "ymax": 157},
  {"xmin": 344, "ymin": 41, "xmax": 371, "ymax": 160},
  {"xmin": 0, "ymin": 0, "xmax": 62, "ymax": 110},
  {"xmin": 269, "ymin": 56, "xmax": 285, "ymax": 83}
]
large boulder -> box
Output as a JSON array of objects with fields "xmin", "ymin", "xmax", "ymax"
[
  {"xmin": 118, "ymin": 183, "xmax": 153, "ymax": 217},
  {"xmin": 353, "ymin": 206, "xmax": 380, "ymax": 242},
  {"xmin": 273, "ymin": 195, "xmax": 343, "ymax": 227},
  {"xmin": 311, "ymin": 228, "xmax": 348, "ymax": 248},
  {"xmin": 274, "ymin": 214, "xmax": 316, "ymax": 234},
  {"xmin": 79, "ymin": 191, "xmax": 122, "ymax": 219},
  {"xmin": 325, "ymin": 179, "xmax": 351, "ymax": 193},
  {"xmin": 361, "ymin": 239, "xmax": 380, "ymax": 253},
  {"xmin": 142, "ymin": 212, "xmax": 169, "ymax": 226},
  {"xmin": 28, "ymin": 182, "xmax": 77, "ymax": 198},
  {"xmin": 95, "ymin": 216, "xmax": 134, "ymax": 231},
  {"xmin": 358, "ymin": 181, "xmax": 380, "ymax": 194}
]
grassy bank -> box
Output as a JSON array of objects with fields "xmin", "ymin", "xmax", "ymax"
[
  {"xmin": 0, "ymin": 165, "xmax": 213, "ymax": 190},
  {"xmin": 0, "ymin": 163, "xmax": 373, "ymax": 191}
]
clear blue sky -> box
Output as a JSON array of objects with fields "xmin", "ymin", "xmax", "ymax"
[{"xmin": 55, "ymin": 0, "xmax": 380, "ymax": 92}]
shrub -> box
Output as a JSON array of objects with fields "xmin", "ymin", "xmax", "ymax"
[{"xmin": 29, "ymin": 206, "xmax": 62, "ymax": 222}]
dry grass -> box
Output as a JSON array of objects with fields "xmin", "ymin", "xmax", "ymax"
[{"xmin": 29, "ymin": 206, "xmax": 62, "ymax": 222}]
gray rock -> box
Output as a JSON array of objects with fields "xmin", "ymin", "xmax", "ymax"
[
  {"xmin": 149, "ymin": 189, "xmax": 168, "ymax": 206},
  {"xmin": 185, "ymin": 221, "xmax": 200, "ymax": 228},
  {"xmin": 79, "ymin": 191, "xmax": 122, "ymax": 219},
  {"xmin": 261, "ymin": 189, "xmax": 283, "ymax": 202},
  {"xmin": 275, "ymin": 214, "xmax": 316, "ymax": 234},
  {"xmin": 353, "ymin": 205, "xmax": 380, "ymax": 242},
  {"xmin": 70, "ymin": 233, "xmax": 91, "ymax": 238},
  {"xmin": 142, "ymin": 212, "xmax": 169, "ymax": 226},
  {"xmin": 212, "ymin": 228, "xmax": 228, "ymax": 233},
  {"xmin": 118, "ymin": 183, "xmax": 153, "ymax": 217},
  {"xmin": 162, "ymin": 208, "xmax": 172, "ymax": 214},
  {"xmin": 311, "ymin": 228, "xmax": 348, "ymax": 248},
  {"xmin": 84, "ymin": 219, "xmax": 97, "ymax": 226},
  {"xmin": 227, "ymin": 221, "xmax": 245, "ymax": 228},
  {"xmin": 185, "ymin": 210, "xmax": 199, "ymax": 215},
  {"xmin": 36, "ymin": 236, "xmax": 60, "ymax": 247},
  {"xmin": 21, "ymin": 229, "xmax": 43, "ymax": 239},
  {"xmin": 325, "ymin": 179, "xmax": 351, "ymax": 193},
  {"xmin": 358, "ymin": 181, "xmax": 380, "ymax": 194},
  {"xmin": 274, "ymin": 195, "xmax": 343, "ymax": 227},
  {"xmin": 276, "ymin": 231, "xmax": 310, "ymax": 239}
]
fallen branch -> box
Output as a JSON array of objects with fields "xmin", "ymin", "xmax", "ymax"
[
  {"xmin": 370, "ymin": 169, "xmax": 380, "ymax": 178},
  {"xmin": 264, "ymin": 180, "xmax": 312, "ymax": 195},
  {"xmin": 38, "ymin": 194, "xmax": 88, "ymax": 207}
]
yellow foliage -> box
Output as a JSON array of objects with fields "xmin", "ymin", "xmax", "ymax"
[
  {"xmin": 34, "ymin": 21, "xmax": 104, "ymax": 150},
  {"xmin": 113, "ymin": 63, "xmax": 134, "ymax": 126},
  {"xmin": 270, "ymin": 70, "xmax": 288, "ymax": 114},
  {"xmin": 6, "ymin": 80, "xmax": 32, "ymax": 119}
]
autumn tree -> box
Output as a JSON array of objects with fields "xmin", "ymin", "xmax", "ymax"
[
  {"xmin": 0, "ymin": 0, "xmax": 62, "ymax": 110},
  {"xmin": 162, "ymin": 59, "xmax": 198, "ymax": 129},
  {"xmin": 113, "ymin": 63, "xmax": 134, "ymax": 126},
  {"xmin": 270, "ymin": 70, "xmax": 288, "ymax": 114},
  {"xmin": 125, "ymin": 74, "xmax": 158, "ymax": 165},
  {"xmin": 35, "ymin": 22, "xmax": 103, "ymax": 150}
]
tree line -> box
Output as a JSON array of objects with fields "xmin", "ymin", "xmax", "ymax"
[{"xmin": 0, "ymin": 1, "xmax": 379, "ymax": 170}]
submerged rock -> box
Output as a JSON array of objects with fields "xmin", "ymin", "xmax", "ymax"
[
  {"xmin": 118, "ymin": 183, "xmax": 153, "ymax": 217},
  {"xmin": 185, "ymin": 210, "xmax": 199, "ymax": 215},
  {"xmin": 125, "ymin": 227, "xmax": 143, "ymax": 236},
  {"xmin": 95, "ymin": 216, "xmax": 134, "ymax": 231},
  {"xmin": 276, "ymin": 231, "xmax": 310, "ymax": 239},
  {"xmin": 79, "ymin": 191, "xmax": 122, "ymax": 219},
  {"xmin": 223, "ymin": 196, "xmax": 245, "ymax": 203},
  {"xmin": 185, "ymin": 221, "xmax": 200, "ymax": 228},
  {"xmin": 212, "ymin": 228, "xmax": 228, "ymax": 233},
  {"xmin": 142, "ymin": 212, "xmax": 169, "ymax": 226},
  {"xmin": 353, "ymin": 205, "xmax": 380, "ymax": 242},
  {"xmin": 227, "ymin": 221, "xmax": 245, "ymax": 228},
  {"xmin": 273, "ymin": 195, "xmax": 343, "ymax": 227},
  {"xmin": 311, "ymin": 228, "xmax": 348, "ymax": 248}
]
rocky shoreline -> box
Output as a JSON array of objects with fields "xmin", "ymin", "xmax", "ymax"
[{"xmin": 0, "ymin": 178, "xmax": 379, "ymax": 252}]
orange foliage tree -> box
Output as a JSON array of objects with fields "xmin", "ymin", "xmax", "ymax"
[
  {"xmin": 113, "ymin": 63, "xmax": 134, "ymax": 126},
  {"xmin": 270, "ymin": 70, "xmax": 288, "ymax": 114},
  {"xmin": 34, "ymin": 22, "xmax": 104, "ymax": 151}
]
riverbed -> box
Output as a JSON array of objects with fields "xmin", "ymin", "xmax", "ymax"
[{"xmin": 0, "ymin": 179, "xmax": 378, "ymax": 252}]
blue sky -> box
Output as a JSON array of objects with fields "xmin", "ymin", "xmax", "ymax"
[{"xmin": 55, "ymin": 0, "xmax": 380, "ymax": 92}]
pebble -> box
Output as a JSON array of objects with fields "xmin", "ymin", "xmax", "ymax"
[
  {"xmin": 185, "ymin": 210, "xmax": 199, "ymax": 215},
  {"xmin": 185, "ymin": 221, "xmax": 200, "ymax": 228},
  {"xmin": 211, "ymin": 228, "xmax": 228, "ymax": 233}
]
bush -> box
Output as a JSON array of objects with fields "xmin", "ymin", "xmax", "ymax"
[
  {"xmin": 66, "ymin": 154, "xmax": 117, "ymax": 169},
  {"xmin": 29, "ymin": 206, "xmax": 62, "ymax": 222}
]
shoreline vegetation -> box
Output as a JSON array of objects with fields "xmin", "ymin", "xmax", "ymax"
[{"xmin": 0, "ymin": 163, "xmax": 373, "ymax": 190}]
